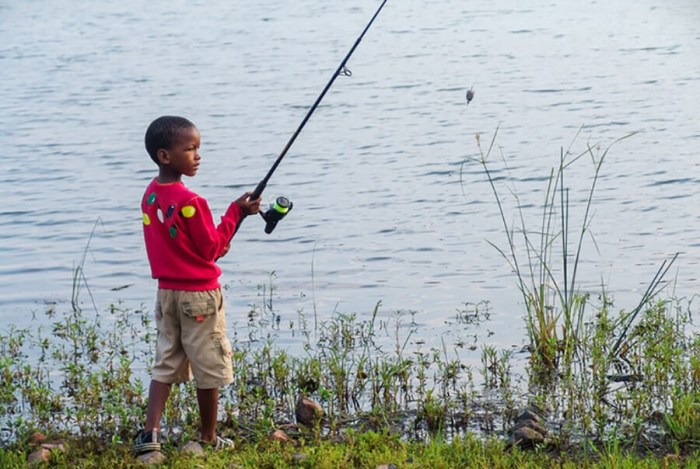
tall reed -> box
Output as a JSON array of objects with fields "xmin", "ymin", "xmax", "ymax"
[
  {"xmin": 467, "ymin": 128, "xmax": 677, "ymax": 372},
  {"xmin": 466, "ymin": 129, "xmax": 697, "ymax": 451}
]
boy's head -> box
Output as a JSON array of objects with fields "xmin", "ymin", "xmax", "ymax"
[{"xmin": 144, "ymin": 115, "xmax": 197, "ymax": 166}]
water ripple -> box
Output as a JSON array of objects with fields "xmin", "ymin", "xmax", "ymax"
[{"xmin": 0, "ymin": 0, "xmax": 698, "ymax": 346}]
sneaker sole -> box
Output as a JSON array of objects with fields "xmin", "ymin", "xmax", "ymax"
[{"xmin": 132, "ymin": 441, "xmax": 162, "ymax": 454}]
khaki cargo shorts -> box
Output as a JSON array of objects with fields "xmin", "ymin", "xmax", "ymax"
[{"xmin": 152, "ymin": 288, "xmax": 233, "ymax": 389}]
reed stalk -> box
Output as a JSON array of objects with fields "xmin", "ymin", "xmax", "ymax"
[{"xmin": 468, "ymin": 129, "xmax": 651, "ymax": 371}]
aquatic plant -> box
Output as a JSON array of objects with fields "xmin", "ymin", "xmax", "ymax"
[{"xmin": 466, "ymin": 129, "xmax": 697, "ymax": 452}]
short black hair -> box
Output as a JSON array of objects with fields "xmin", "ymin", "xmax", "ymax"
[{"xmin": 144, "ymin": 115, "xmax": 196, "ymax": 165}]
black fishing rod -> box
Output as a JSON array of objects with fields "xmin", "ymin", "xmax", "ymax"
[{"xmin": 251, "ymin": 0, "xmax": 389, "ymax": 234}]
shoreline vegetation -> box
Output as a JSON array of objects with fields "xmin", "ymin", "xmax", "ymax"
[{"xmin": 2, "ymin": 134, "xmax": 699, "ymax": 468}]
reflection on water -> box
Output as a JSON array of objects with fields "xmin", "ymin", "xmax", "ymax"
[{"xmin": 1, "ymin": 0, "xmax": 698, "ymax": 352}]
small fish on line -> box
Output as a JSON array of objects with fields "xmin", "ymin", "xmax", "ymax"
[{"xmin": 466, "ymin": 86, "xmax": 475, "ymax": 105}]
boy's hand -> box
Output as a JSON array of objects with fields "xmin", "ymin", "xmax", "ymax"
[
  {"xmin": 235, "ymin": 192, "xmax": 262, "ymax": 216},
  {"xmin": 220, "ymin": 242, "xmax": 231, "ymax": 258}
]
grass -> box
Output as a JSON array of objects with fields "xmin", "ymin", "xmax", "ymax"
[
  {"xmin": 0, "ymin": 278, "xmax": 697, "ymax": 467},
  {"xmin": 0, "ymin": 131, "xmax": 698, "ymax": 467},
  {"xmin": 1, "ymin": 430, "xmax": 698, "ymax": 468}
]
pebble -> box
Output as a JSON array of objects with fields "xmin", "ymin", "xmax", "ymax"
[
  {"xmin": 181, "ymin": 440, "xmax": 205, "ymax": 456},
  {"xmin": 27, "ymin": 448, "xmax": 51, "ymax": 466},
  {"xmin": 271, "ymin": 429, "xmax": 292, "ymax": 443},
  {"xmin": 138, "ymin": 450, "xmax": 166, "ymax": 465}
]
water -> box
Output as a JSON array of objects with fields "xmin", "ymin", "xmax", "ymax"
[{"xmin": 1, "ymin": 0, "xmax": 699, "ymax": 352}]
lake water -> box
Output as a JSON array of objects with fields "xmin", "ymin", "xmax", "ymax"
[{"xmin": 1, "ymin": 0, "xmax": 699, "ymax": 354}]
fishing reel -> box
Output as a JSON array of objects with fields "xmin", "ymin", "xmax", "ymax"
[{"xmin": 260, "ymin": 196, "xmax": 293, "ymax": 234}]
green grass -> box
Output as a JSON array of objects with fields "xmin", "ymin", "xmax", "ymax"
[{"xmin": 1, "ymin": 431, "xmax": 698, "ymax": 468}]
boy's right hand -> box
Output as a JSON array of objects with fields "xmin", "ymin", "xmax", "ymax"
[{"xmin": 235, "ymin": 192, "xmax": 262, "ymax": 216}]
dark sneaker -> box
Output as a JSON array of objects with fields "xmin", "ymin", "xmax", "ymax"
[{"xmin": 132, "ymin": 429, "xmax": 162, "ymax": 454}]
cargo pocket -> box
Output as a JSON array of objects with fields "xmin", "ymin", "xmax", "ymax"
[
  {"xmin": 212, "ymin": 333, "xmax": 233, "ymax": 374},
  {"xmin": 181, "ymin": 298, "xmax": 217, "ymax": 323},
  {"xmin": 212, "ymin": 333, "xmax": 232, "ymax": 358}
]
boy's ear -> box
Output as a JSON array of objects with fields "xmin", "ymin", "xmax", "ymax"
[{"xmin": 156, "ymin": 148, "xmax": 170, "ymax": 165}]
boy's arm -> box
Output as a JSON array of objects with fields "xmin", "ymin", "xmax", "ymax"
[{"xmin": 185, "ymin": 197, "xmax": 243, "ymax": 261}]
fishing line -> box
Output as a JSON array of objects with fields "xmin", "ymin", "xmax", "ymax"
[{"xmin": 240, "ymin": 0, "xmax": 389, "ymax": 235}]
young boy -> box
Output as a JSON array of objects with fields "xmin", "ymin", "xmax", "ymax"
[{"xmin": 134, "ymin": 115, "xmax": 261, "ymax": 454}]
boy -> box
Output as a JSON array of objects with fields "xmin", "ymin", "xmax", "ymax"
[{"xmin": 134, "ymin": 115, "xmax": 261, "ymax": 454}]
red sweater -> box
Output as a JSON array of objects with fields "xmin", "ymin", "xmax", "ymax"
[{"xmin": 141, "ymin": 178, "xmax": 243, "ymax": 290}]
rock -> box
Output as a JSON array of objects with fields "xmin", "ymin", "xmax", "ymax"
[
  {"xmin": 27, "ymin": 448, "xmax": 51, "ymax": 466},
  {"xmin": 271, "ymin": 429, "xmax": 291, "ymax": 443},
  {"xmin": 29, "ymin": 432, "xmax": 46, "ymax": 446},
  {"xmin": 277, "ymin": 423, "xmax": 301, "ymax": 440},
  {"xmin": 292, "ymin": 453, "xmax": 309, "ymax": 463},
  {"xmin": 507, "ymin": 405, "xmax": 548, "ymax": 450},
  {"xmin": 377, "ymin": 465, "xmax": 398, "ymax": 469},
  {"xmin": 515, "ymin": 407, "xmax": 546, "ymax": 426},
  {"xmin": 295, "ymin": 396, "xmax": 323, "ymax": 427},
  {"xmin": 40, "ymin": 442, "xmax": 66, "ymax": 453},
  {"xmin": 27, "ymin": 441, "xmax": 68, "ymax": 466},
  {"xmin": 138, "ymin": 450, "xmax": 166, "ymax": 465},
  {"xmin": 510, "ymin": 418, "xmax": 547, "ymax": 437},
  {"xmin": 181, "ymin": 440, "xmax": 205, "ymax": 456},
  {"xmin": 509, "ymin": 426, "xmax": 545, "ymax": 448}
]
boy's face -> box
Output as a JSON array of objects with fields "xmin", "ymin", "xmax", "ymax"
[{"xmin": 157, "ymin": 126, "xmax": 201, "ymax": 178}]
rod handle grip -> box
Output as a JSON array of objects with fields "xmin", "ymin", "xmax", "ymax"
[{"xmin": 250, "ymin": 180, "xmax": 266, "ymax": 202}]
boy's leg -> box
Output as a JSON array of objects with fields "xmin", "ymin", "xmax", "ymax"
[
  {"xmin": 197, "ymin": 387, "xmax": 219, "ymax": 442},
  {"xmin": 134, "ymin": 290, "xmax": 190, "ymax": 455},
  {"xmin": 180, "ymin": 289, "xmax": 233, "ymax": 447},
  {"xmin": 145, "ymin": 379, "xmax": 172, "ymax": 431},
  {"xmin": 133, "ymin": 379, "xmax": 171, "ymax": 454},
  {"xmin": 148, "ymin": 288, "xmax": 192, "ymax": 431}
]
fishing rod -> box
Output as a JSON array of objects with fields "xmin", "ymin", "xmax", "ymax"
[{"xmin": 252, "ymin": 0, "xmax": 389, "ymax": 234}]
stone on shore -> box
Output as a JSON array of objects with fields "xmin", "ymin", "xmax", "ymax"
[
  {"xmin": 138, "ymin": 450, "xmax": 166, "ymax": 465},
  {"xmin": 295, "ymin": 395, "xmax": 324, "ymax": 427}
]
